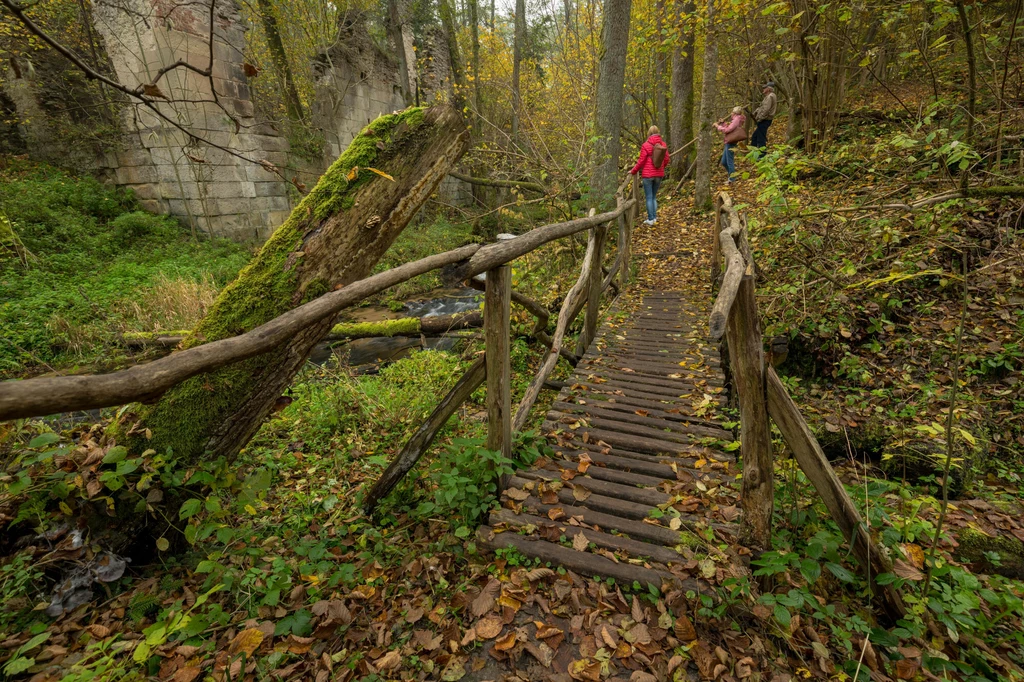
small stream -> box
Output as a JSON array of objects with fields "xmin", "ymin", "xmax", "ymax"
[{"xmin": 310, "ymin": 286, "xmax": 482, "ymax": 371}]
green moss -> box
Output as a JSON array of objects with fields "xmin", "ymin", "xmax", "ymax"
[
  {"xmin": 677, "ymin": 531, "xmax": 703, "ymax": 549},
  {"xmin": 957, "ymin": 527, "xmax": 1024, "ymax": 578},
  {"xmin": 121, "ymin": 331, "xmax": 189, "ymax": 342},
  {"xmin": 134, "ymin": 107, "xmax": 427, "ymax": 461},
  {"xmin": 330, "ymin": 318, "xmax": 421, "ymax": 338}
]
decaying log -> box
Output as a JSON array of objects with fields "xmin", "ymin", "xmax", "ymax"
[
  {"xmin": 765, "ymin": 366, "xmax": 907, "ymax": 620},
  {"xmin": 448, "ymin": 171, "xmax": 547, "ymax": 194},
  {"xmin": 129, "ymin": 104, "xmax": 471, "ymax": 464},
  {"xmin": 326, "ymin": 311, "xmax": 482, "ymax": 340},
  {"xmin": 363, "ymin": 356, "xmax": 486, "ymax": 511}
]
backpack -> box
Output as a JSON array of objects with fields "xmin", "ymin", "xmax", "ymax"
[{"xmin": 651, "ymin": 143, "xmax": 667, "ymax": 169}]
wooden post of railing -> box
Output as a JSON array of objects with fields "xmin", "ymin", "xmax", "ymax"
[
  {"xmin": 710, "ymin": 195, "xmax": 723, "ymax": 291},
  {"xmin": 631, "ymin": 174, "xmax": 640, "ymax": 226},
  {"xmin": 576, "ymin": 223, "xmax": 608, "ymax": 356},
  {"xmin": 485, "ymin": 264, "xmax": 512, "ymax": 486},
  {"xmin": 726, "ymin": 263, "xmax": 773, "ymax": 550},
  {"xmin": 616, "ymin": 190, "xmax": 630, "ymax": 291}
]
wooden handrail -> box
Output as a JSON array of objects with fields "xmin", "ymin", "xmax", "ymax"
[
  {"xmin": 708, "ymin": 190, "xmax": 907, "ymax": 619},
  {"xmin": 0, "ymin": 244, "xmax": 481, "ymax": 420},
  {"xmin": 0, "ymin": 197, "xmax": 634, "ymax": 421}
]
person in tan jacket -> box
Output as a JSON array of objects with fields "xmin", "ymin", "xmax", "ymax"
[{"xmin": 751, "ymin": 81, "xmax": 777, "ymax": 149}]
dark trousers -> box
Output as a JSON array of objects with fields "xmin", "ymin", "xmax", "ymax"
[{"xmin": 751, "ymin": 119, "xmax": 772, "ymax": 148}]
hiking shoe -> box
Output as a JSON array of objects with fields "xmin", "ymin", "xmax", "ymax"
[{"xmin": 644, "ymin": 219, "xmax": 656, "ymax": 225}]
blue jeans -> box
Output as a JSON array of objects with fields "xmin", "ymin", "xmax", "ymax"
[
  {"xmin": 720, "ymin": 143, "xmax": 736, "ymax": 180},
  {"xmin": 751, "ymin": 119, "xmax": 772, "ymax": 148},
  {"xmin": 642, "ymin": 177, "xmax": 661, "ymax": 221}
]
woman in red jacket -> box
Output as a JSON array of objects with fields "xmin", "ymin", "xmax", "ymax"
[{"xmin": 630, "ymin": 126, "xmax": 670, "ymax": 225}]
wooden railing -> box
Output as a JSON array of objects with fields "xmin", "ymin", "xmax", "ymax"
[
  {"xmin": 0, "ymin": 174, "xmax": 642, "ymax": 507},
  {"xmin": 708, "ymin": 192, "xmax": 907, "ymax": 621}
]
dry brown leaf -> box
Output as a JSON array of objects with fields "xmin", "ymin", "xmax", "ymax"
[
  {"xmin": 505, "ymin": 487, "xmax": 530, "ymax": 501},
  {"xmin": 674, "ymin": 614, "xmax": 697, "ymax": 641},
  {"xmin": 572, "ymin": 532, "xmax": 589, "ymax": 551},
  {"xmin": 895, "ymin": 657, "xmax": 920, "ymax": 680},
  {"xmin": 170, "ymin": 668, "xmax": 201, "ymax": 682},
  {"xmin": 568, "ymin": 659, "xmax": 602, "ymax": 681},
  {"xmin": 577, "ymin": 453, "xmax": 592, "ymax": 473},
  {"xmin": 892, "ymin": 558, "xmax": 924, "ymax": 581},
  {"xmin": 548, "ymin": 507, "xmax": 566, "ymax": 521},
  {"xmin": 373, "ymin": 650, "xmax": 401, "ymax": 671},
  {"xmin": 475, "ymin": 616, "xmax": 503, "ymax": 640},
  {"xmin": 142, "ymin": 83, "xmax": 167, "ymax": 99},
  {"xmin": 691, "ymin": 640, "xmax": 717, "ymax": 679},
  {"xmin": 471, "ymin": 579, "xmax": 500, "ymax": 617},
  {"xmin": 525, "ymin": 567, "xmax": 555, "ymax": 581},
  {"xmin": 572, "ymin": 485, "xmax": 592, "ymax": 502},
  {"xmin": 227, "ymin": 628, "xmax": 264, "ymax": 657},
  {"xmin": 493, "ymin": 630, "xmax": 518, "ymax": 652}
]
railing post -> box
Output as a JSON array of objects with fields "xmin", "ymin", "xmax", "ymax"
[
  {"xmin": 710, "ymin": 196, "xmax": 722, "ymax": 291},
  {"xmin": 576, "ymin": 223, "xmax": 607, "ymax": 356},
  {"xmin": 617, "ymin": 191, "xmax": 630, "ymax": 291},
  {"xmin": 725, "ymin": 264, "xmax": 773, "ymax": 550},
  {"xmin": 485, "ymin": 264, "xmax": 512, "ymax": 485}
]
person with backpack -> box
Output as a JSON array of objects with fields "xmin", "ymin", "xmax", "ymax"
[
  {"xmin": 751, "ymin": 82, "xmax": 777, "ymax": 149},
  {"xmin": 715, "ymin": 107, "xmax": 747, "ymax": 183},
  {"xmin": 630, "ymin": 126, "xmax": 670, "ymax": 225}
]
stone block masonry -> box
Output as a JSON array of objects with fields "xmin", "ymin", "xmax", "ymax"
[
  {"xmin": 90, "ymin": 0, "xmax": 294, "ymax": 242},
  {"xmin": 7, "ymin": 0, "xmax": 468, "ymax": 242}
]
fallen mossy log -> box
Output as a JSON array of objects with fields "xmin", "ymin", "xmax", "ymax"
[
  {"xmin": 120, "ymin": 331, "xmax": 189, "ymax": 348},
  {"xmin": 326, "ymin": 311, "xmax": 482, "ymax": 340},
  {"xmin": 127, "ymin": 105, "xmax": 470, "ymax": 463},
  {"xmin": 448, "ymin": 171, "xmax": 547, "ymax": 194}
]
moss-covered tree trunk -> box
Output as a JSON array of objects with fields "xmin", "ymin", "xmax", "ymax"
[{"xmin": 130, "ymin": 105, "xmax": 469, "ymax": 464}]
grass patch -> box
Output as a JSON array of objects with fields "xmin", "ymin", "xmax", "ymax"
[
  {"xmin": 0, "ymin": 159, "xmax": 250, "ymax": 378},
  {"xmin": 370, "ymin": 216, "xmax": 475, "ymax": 303}
]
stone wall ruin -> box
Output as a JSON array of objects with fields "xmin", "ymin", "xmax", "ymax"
[{"xmin": 3, "ymin": 0, "xmax": 465, "ymax": 242}]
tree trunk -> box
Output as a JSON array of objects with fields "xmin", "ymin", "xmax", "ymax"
[
  {"xmin": 255, "ymin": 0, "xmax": 304, "ymax": 121},
  {"xmin": 692, "ymin": 0, "xmax": 718, "ymax": 211},
  {"xmin": 512, "ymin": 0, "xmax": 526, "ymax": 140},
  {"xmin": 589, "ymin": 0, "xmax": 633, "ymax": 209},
  {"xmin": 469, "ymin": 0, "xmax": 482, "ymax": 124},
  {"xmin": 669, "ymin": 0, "xmax": 695, "ymax": 177},
  {"xmin": 955, "ymin": 0, "xmax": 976, "ymax": 192},
  {"xmin": 129, "ymin": 105, "xmax": 470, "ymax": 464},
  {"xmin": 388, "ymin": 0, "xmax": 417, "ymax": 105},
  {"xmin": 654, "ymin": 0, "xmax": 668, "ymax": 136},
  {"xmin": 439, "ymin": 0, "xmax": 466, "ymax": 96}
]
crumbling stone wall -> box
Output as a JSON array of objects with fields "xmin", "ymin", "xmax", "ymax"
[
  {"xmin": 90, "ymin": 0, "xmax": 294, "ymax": 242},
  {"xmin": 4, "ymin": 0, "xmax": 467, "ymax": 242},
  {"xmin": 311, "ymin": 18, "xmax": 408, "ymax": 168}
]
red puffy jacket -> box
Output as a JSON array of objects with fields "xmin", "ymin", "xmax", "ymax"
[{"xmin": 630, "ymin": 135, "xmax": 670, "ymax": 178}]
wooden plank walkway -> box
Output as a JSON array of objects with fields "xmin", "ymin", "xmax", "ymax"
[{"xmin": 479, "ymin": 291, "xmax": 744, "ymax": 590}]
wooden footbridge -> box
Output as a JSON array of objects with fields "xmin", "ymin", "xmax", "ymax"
[
  {"xmin": 0, "ymin": 169, "xmax": 906, "ymax": 617},
  {"xmin": 478, "ymin": 291, "xmax": 742, "ymax": 588}
]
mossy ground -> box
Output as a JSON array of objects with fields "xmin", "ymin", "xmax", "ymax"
[{"xmin": 0, "ymin": 160, "xmax": 249, "ymax": 378}]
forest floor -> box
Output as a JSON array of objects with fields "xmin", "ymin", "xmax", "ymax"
[{"xmin": 3, "ymin": 117, "xmax": 1024, "ymax": 682}]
